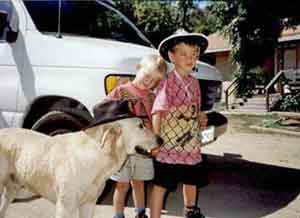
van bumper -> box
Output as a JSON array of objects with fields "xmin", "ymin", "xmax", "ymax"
[{"xmin": 201, "ymin": 111, "xmax": 228, "ymax": 146}]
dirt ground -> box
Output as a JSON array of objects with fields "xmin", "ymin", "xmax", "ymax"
[
  {"xmin": 4, "ymin": 114, "xmax": 300, "ymax": 218},
  {"xmin": 202, "ymin": 114, "xmax": 300, "ymax": 169}
]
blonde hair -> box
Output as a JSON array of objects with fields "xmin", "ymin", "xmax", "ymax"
[{"xmin": 136, "ymin": 54, "xmax": 167, "ymax": 80}]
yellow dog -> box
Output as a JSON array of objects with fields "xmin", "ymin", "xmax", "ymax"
[{"xmin": 0, "ymin": 117, "xmax": 161, "ymax": 218}]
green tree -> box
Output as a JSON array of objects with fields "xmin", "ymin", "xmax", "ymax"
[
  {"xmin": 208, "ymin": 0, "xmax": 300, "ymax": 71},
  {"xmin": 112, "ymin": 0, "xmax": 215, "ymax": 47},
  {"xmin": 134, "ymin": 1, "xmax": 177, "ymax": 47},
  {"xmin": 176, "ymin": 0, "xmax": 194, "ymax": 30},
  {"xmin": 193, "ymin": 8, "xmax": 218, "ymax": 35}
]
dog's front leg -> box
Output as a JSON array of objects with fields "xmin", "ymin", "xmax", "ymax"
[
  {"xmin": 0, "ymin": 181, "xmax": 20, "ymax": 218},
  {"xmin": 55, "ymin": 197, "xmax": 80, "ymax": 218},
  {"xmin": 79, "ymin": 203, "xmax": 96, "ymax": 218}
]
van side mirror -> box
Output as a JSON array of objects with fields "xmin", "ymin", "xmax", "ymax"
[{"xmin": 0, "ymin": 10, "xmax": 8, "ymax": 38}]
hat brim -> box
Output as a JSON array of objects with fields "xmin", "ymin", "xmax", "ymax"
[
  {"xmin": 158, "ymin": 33, "xmax": 208, "ymax": 62},
  {"xmin": 83, "ymin": 99, "xmax": 148, "ymax": 130},
  {"xmin": 84, "ymin": 114, "xmax": 136, "ymax": 129}
]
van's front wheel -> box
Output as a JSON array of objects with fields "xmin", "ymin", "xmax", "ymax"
[{"xmin": 31, "ymin": 111, "xmax": 85, "ymax": 136}]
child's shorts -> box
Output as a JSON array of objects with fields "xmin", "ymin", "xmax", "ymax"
[
  {"xmin": 153, "ymin": 160, "xmax": 208, "ymax": 191},
  {"xmin": 111, "ymin": 156, "xmax": 154, "ymax": 182}
]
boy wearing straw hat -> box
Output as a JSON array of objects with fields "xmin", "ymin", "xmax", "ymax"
[{"xmin": 150, "ymin": 29, "xmax": 208, "ymax": 218}]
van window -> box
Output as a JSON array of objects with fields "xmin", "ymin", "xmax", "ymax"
[
  {"xmin": 0, "ymin": 0, "xmax": 12, "ymax": 41},
  {"xmin": 23, "ymin": 0, "xmax": 150, "ymax": 46}
]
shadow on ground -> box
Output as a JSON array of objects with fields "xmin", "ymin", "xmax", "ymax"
[{"xmin": 98, "ymin": 154, "xmax": 300, "ymax": 218}]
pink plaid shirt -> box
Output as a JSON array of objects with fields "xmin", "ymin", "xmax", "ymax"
[{"xmin": 152, "ymin": 71, "xmax": 202, "ymax": 165}]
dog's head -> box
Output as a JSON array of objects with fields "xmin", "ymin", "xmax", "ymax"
[
  {"xmin": 116, "ymin": 117, "xmax": 163, "ymax": 156},
  {"xmin": 89, "ymin": 117, "xmax": 163, "ymax": 158}
]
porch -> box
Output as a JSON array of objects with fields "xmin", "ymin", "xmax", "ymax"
[{"xmin": 224, "ymin": 69, "xmax": 300, "ymax": 112}]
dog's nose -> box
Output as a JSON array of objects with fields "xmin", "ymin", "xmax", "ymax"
[{"xmin": 156, "ymin": 136, "xmax": 164, "ymax": 146}]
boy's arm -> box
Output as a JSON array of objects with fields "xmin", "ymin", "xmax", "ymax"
[
  {"xmin": 152, "ymin": 112, "xmax": 162, "ymax": 135},
  {"xmin": 198, "ymin": 111, "xmax": 208, "ymax": 130},
  {"xmin": 151, "ymin": 112, "xmax": 162, "ymax": 157},
  {"xmin": 196, "ymin": 80, "xmax": 207, "ymax": 130}
]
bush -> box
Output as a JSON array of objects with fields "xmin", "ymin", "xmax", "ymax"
[
  {"xmin": 272, "ymin": 94, "xmax": 300, "ymax": 112},
  {"xmin": 234, "ymin": 67, "xmax": 256, "ymax": 98},
  {"xmin": 234, "ymin": 67, "xmax": 272, "ymax": 98}
]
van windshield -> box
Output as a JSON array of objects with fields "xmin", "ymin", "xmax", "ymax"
[{"xmin": 23, "ymin": 0, "xmax": 152, "ymax": 47}]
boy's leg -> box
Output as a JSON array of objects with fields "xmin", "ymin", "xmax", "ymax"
[
  {"xmin": 183, "ymin": 184, "xmax": 197, "ymax": 207},
  {"xmin": 183, "ymin": 185, "xmax": 205, "ymax": 218},
  {"xmin": 113, "ymin": 182, "xmax": 130, "ymax": 218},
  {"xmin": 150, "ymin": 161, "xmax": 177, "ymax": 218},
  {"xmin": 181, "ymin": 163, "xmax": 206, "ymax": 218},
  {"xmin": 150, "ymin": 185, "xmax": 167, "ymax": 218}
]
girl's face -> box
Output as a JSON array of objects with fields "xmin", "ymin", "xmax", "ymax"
[
  {"xmin": 141, "ymin": 70, "xmax": 163, "ymax": 91},
  {"xmin": 169, "ymin": 42, "xmax": 200, "ymax": 75}
]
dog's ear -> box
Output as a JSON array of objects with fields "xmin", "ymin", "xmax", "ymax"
[{"xmin": 100, "ymin": 123, "xmax": 122, "ymax": 158}]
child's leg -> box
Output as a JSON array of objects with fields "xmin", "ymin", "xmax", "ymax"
[
  {"xmin": 131, "ymin": 180, "xmax": 147, "ymax": 217},
  {"xmin": 183, "ymin": 184, "xmax": 197, "ymax": 207},
  {"xmin": 131, "ymin": 157, "xmax": 154, "ymax": 217},
  {"xmin": 131, "ymin": 180, "xmax": 145, "ymax": 208},
  {"xmin": 150, "ymin": 185, "xmax": 167, "ymax": 218},
  {"xmin": 181, "ymin": 162, "xmax": 206, "ymax": 218},
  {"xmin": 111, "ymin": 158, "xmax": 132, "ymax": 218},
  {"xmin": 113, "ymin": 182, "xmax": 130, "ymax": 218}
]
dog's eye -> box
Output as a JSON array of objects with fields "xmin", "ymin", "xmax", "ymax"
[{"xmin": 138, "ymin": 123, "xmax": 144, "ymax": 129}]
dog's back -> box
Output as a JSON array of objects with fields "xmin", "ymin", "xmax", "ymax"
[
  {"xmin": 0, "ymin": 128, "xmax": 52, "ymax": 156},
  {"xmin": 0, "ymin": 128, "xmax": 58, "ymax": 178}
]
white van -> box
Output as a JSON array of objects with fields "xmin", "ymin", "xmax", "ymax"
[{"xmin": 0, "ymin": 0, "xmax": 226, "ymax": 142}]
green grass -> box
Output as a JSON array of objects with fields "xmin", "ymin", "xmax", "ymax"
[
  {"xmin": 225, "ymin": 114, "xmax": 281, "ymax": 133},
  {"xmin": 225, "ymin": 113, "xmax": 300, "ymax": 133}
]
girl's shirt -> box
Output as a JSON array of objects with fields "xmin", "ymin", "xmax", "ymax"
[
  {"xmin": 107, "ymin": 81, "xmax": 155, "ymax": 129},
  {"xmin": 152, "ymin": 70, "xmax": 202, "ymax": 165}
]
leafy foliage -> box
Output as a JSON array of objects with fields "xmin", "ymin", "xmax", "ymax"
[
  {"xmin": 112, "ymin": 0, "xmax": 214, "ymax": 47},
  {"xmin": 273, "ymin": 94, "xmax": 300, "ymax": 112},
  {"xmin": 133, "ymin": 1, "xmax": 177, "ymax": 47},
  {"xmin": 234, "ymin": 66, "xmax": 256, "ymax": 98},
  {"xmin": 234, "ymin": 66, "xmax": 273, "ymax": 97}
]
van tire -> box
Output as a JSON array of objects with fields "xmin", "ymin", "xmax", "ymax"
[
  {"xmin": 50, "ymin": 107, "xmax": 93, "ymax": 125},
  {"xmin": 31, "ymin": 111, "xmax": 85, "ymax": 136}
]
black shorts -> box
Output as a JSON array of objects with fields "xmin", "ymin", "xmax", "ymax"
[{"xmin": 153, "ymin": 160, "xmax": 209, "ymax": 191}]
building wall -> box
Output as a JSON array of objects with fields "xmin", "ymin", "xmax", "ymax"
[
  {"xmin": 276, "ymin": 41, "xmax": 300, "ymax": 73},
  {"xmin": 284, "ymin": 47, "xmax": 297, "ymax": 70},
  {"xmin": 297, "ymin": 44, "xmax": 300, "ymax": 68}
]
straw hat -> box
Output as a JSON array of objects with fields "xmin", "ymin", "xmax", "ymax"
[{"xmin": 158, "ymin": 29, "xmax": 208, "ymax": 62}]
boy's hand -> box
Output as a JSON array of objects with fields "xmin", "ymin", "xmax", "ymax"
[
  {"xmin": 150, "ymin": 146, "xmax": 160, "ymax": 157},
  {"xmin": 198, "ymin": 112, "xmax": 208, "ymax": 130}
]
